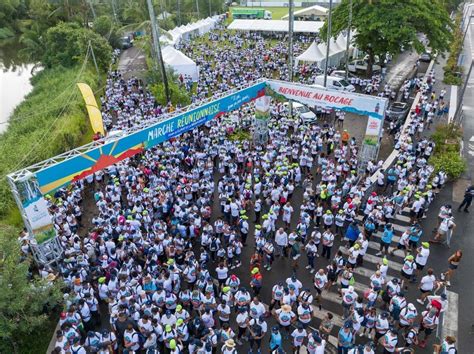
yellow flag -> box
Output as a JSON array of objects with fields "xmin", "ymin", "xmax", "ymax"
[{"xmin": 77, "ymin": 83, "xmax": 105, "ymax": 136}]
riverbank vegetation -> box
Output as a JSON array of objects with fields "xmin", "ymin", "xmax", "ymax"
[{"xmin": 0, "ymin": 66, "xmax": 102, "ymax": 224}]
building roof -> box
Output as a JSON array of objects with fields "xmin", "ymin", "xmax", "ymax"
[
  {"xmin": 227, "ymin": 19, "xmax": 324, "ymax": 33},
  {"xmin": 281, "ymin": 5, "xmax": 329, "ymax": 19}
]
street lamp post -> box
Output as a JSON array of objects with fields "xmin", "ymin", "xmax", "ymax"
[
  {"xmin": 288, "ymin": 0, "xmax": 294, "ymax": 117},
  {"xmin": 345, "ymin": 0, "xmax": 353, "ymax": 80},
  {"xmin": 324, "ymin": 0, "xmax": 333, "ymax": 87},
  {"xmin": 146, "ymin": 0, "xmax": 171, "ymax": 104}
]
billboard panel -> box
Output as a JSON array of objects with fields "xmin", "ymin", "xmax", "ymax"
[{"xmin": 35, "ymin": 82, "xmax": 266, "ymax": 194}]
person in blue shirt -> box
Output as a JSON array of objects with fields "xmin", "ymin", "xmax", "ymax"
[
  {"xmin": 363, "ymin": 218, "xmax": 376, "ymax": 240},
  {"xmin": 338, "ymin": 322, "xmax": 355, "ymax": 354},
  {"xmin": 377, "ymin": 223, "xmax": 394, "ymax": 257},
  {"xmin": 344, "ymin": 222, "xmax": 360, "ymax": 248},
  {"xmin": 408, "ymin": 224, "xmax": 423, "ymax": 250},
  {"xmin": 269, "ymin": 326, "xmax": 282, "ymax": 352}
]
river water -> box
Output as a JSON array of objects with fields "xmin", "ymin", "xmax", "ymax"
[{"xmin": 0, "ymin": 38, "xmax": 35, "ymax": 134}]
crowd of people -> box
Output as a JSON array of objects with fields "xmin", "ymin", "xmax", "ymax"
[{"xmin": 20, "ymin": 22, "xmax": 461, "ymax": 354}]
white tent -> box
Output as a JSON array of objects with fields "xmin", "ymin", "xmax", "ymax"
[
  {"xmin": 296, "ymin": 41, "xmax": 326, "ymax": 65},
  {"xmin": 282, "ymin": 5, "xmax": 329, "ymax": 20},
  {"xmin": 162, "ymin": 46, "xmax": 199, "ymax": 82},
  {"xmin": 227, "ymin": 19, "xmax": 324, "ymax": 33}
]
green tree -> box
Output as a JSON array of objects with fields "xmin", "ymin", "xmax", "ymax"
[
  {"xmin": 321, "ymin": 0, "xmax": 453, "ymax": 76},
  {"xmin": 0, "ymin": 225, "xmax": 63, "ymax": 353},
  {"xmin": 42, "ymin": 22, "xmax": 112, "ymax": 71},
  {"xmin": 93, "ymin": 15, "xmax": 121, "ymax": 48}
]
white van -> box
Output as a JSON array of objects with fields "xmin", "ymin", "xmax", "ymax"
[
  {"xmin": 313, "ymin": 75, "xmax": 356, "ymax": 92},
  {"xmin": 283, "ymin": 101, "xmax": 317, "ymax": 124}
]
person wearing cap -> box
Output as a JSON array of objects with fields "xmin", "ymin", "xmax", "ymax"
[
  {"xmin": 248, "ymin": 315, "xmax": 267, "ymax": 352},
  {"xmin": 250, "ymin": 268, "xmax": 263, "ymax": 296},
  {"xmin": 374, "ymin": 312, "xmax": 390, "ymax": 343},
  {"xmin": 291, "ymin": 322, "xmax": 307, "ymax": 353},
  {"xmin": 457, "ymin": 184, "xmax": 474, "ymax": 212},
  {"xmin": 100, "ymin": 329, "xmax": 117, "ymax": 352},
  {"xmin": 221, "ymin": 338, "xmax": 237, "ymax": 354},
  {"xmin": 400, "ymin": 255, "xmax": 417, "ymax": 289},
  {"xmin": 414, "ymin": 242, "xmax": 430, "ymax": 280},
  {"xmin": 269, "ymin": 326, "xmax": 283, "ymax": 351},
  {"xmin": 338, "ymin": 321, "xmax": 355, "ymax": 353}
]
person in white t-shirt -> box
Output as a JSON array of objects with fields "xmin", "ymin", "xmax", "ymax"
[{"xmin": 417, "ymin": 268, "xmax": 437, "ymax": 305}]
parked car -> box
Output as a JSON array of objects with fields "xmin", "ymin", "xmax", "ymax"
[
  {"xmin": 385, "ymin": 101, "xmax": 409, "ymax": 122},
  {"xmin": 121, "ymin": 36, "xmax": 133, "ymax": 49},
  {"xmin": 329, "ymin": 70, "xmax": 357, "ymax": 79},
  {"xmin": 283, "ymin": 101, "xmax": 317, "ymax": 124},
  {"xmin": 419, "ymin": 52, "xmax": 432, "ymax": 62},
  {"xmin": 313, "ymin": 75, "xmax": 356, "ymax": 92},
  {"xmin": 348, "ymin": 59, "xmax": 381, "ymax": 73}
]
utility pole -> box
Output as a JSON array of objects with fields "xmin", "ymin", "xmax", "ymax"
[
  {"xmin": 209, "ymin": 0, "xmax": 212, "ymax": 16},
  {"xmin": 196, "ymin": 0, "xmax": 200, "ymax": 18},
  {"xmin": 344, "ymin": 0, "xmax": 352, "ymax": 80},
  {"xmin": 288, "ymin": 0, "xmax": 294, "ymax": 117},
  {"xmin": 88, "ymin": 41, "xmax": 100, "ymax": 76},
  {"xmin": 111, "ymin": 0, "xmax": 118, "ymax": 23},
  {"xmin": 88, "ymin": 0, "xmax": 97, "ymax": 20},
  {"xmin": 454, "ymin": 59, "xmax": 474, "ymax": 123},
  {"xmin": 178, "ymin": 0, "xmax": 182, "ymax": 25},
  {"xmin": 323, "ymin": 0, "xmax": 333, "ymax": 87},
  {"xmin": 146, "ymin": 0, "xmax": 171, "ymax": 103}
]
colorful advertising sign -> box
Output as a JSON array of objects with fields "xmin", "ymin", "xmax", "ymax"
[
  {"xmin": 36, "ymin": 82, "xmax": 266, "ymax": 194},
  {"xmin": 77, "ymin": 83, "xmax": 105, "ymax": 136},
  {"xmin": 265, "ymin": 79, "xmax": 387, "ymax": 145},
  {"xmin": 15, "ymin": 176, "xmax": 56, "ymax": 244},
  {"xmin": 266, "ymin": 79, "xmax": 387, "ymax": 120}
]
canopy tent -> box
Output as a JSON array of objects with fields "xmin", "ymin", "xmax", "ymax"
[
  {"xmin": 295, "ymin": 41, "xmax": 325, "ymax": 64},
  {"xmin": 227, "ymin": 19, "xmax": 324, "ymax": 33},
  {"xmin": 281, "ymin": 5, "xmax": 329, "ymax": 21},
  {"xmin": 296, "ymin": 32, "xmax": 356, "ymax": 67},
  {"xmin": 161, "ymin": 16, "xmax": 221, "ymax": 45},
  {"xmin": 162, "ymin": 46, "xmax": 199, "ymax": 82}
]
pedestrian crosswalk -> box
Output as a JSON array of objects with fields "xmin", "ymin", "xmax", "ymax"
[{"xmin": 300, "ymin": 207, "xmax": 416, "ymax": 341}]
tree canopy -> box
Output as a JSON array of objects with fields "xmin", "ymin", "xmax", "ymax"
[
  {"xmin": 321, "ymin": 0, "xmax": 453, "ymax": 74},
  {"xmin": 42, "ymin": 22, "xmax": 112, "ymax": 71},
  {"xmin": 0, "ymin": 226, "xmax": 63, "ymax": 353}
]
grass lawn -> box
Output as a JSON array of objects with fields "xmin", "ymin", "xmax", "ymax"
[{"xmin": 229, "ymin": 6, "xmax": 302, "ymax": 20}]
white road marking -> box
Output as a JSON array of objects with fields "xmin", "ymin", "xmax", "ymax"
[{"xmin": 442, "ymin": 290, "xmax": 459, "ymax": 339}]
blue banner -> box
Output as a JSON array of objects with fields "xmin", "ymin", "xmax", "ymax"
[{"xmin": 36, "ymin": 82, "xmax": 266, "ymax": 194}]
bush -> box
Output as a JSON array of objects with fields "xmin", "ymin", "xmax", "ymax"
[
  {"xmin": 150, "ymin": 81, "xmax": 191, "ymax": 107},
  {"xmin": 431, "ymin": 151, "xmax": 466, "ymax": 179},
  {"xmin": 431, "ymin": 123, "xmax": 463, "ymax": 152},
  {"xmin": 443, "ymin": 12, "xmax": 464, "ymax": 85},
  {"xmin": 0, "ymin": 225, "xmax": 63, "ymax": 353},
  {"xmin": 0, "ymin": 66, "xmax": 101, "ymax": 220},
  {"xmin": 0, "ymin": 27, "xmax": 14, "ymax": 39},
  {"xmin": 228, "ymin": 129, "xmax": 252, "ymax": 141}
]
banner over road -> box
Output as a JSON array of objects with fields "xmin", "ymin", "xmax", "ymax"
[
  {"xmin": 266, "ymin": 79, "xmax": 387, "ymax": 120},
  {"xmin": 35, "ymin": 82, "xmax": 266, "ymax": 194}
]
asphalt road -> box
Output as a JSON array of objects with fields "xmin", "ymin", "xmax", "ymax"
[{"xmin": 77, "ymin": 48, "xmax": 437, "ymax": 353}]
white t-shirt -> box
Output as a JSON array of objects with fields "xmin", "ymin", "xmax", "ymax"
[
  {"xmin": 420, "ymin": 274, "xmax": 436, "ymax": 291},
  {"xmin": 216, "ymin": 267, "xmax": 228, "ymax": 280},
  {"xmin": 276, "ymin": 309, "xmax": 295, "ymax": 326}
]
